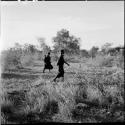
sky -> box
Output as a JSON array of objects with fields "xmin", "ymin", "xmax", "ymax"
[{"xmin": 0, "ymin": 1, "xmax": 124, "ymax": 51}]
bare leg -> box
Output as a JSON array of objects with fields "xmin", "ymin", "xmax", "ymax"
[
  {"xmin": 53, "ymin": 76, "xmax": 57, "ymax": 82},
  {"xmin": 53, "ymin": 74, "xmax": 59, "ymax": 82},
  {"xmin": 53, "ymin": 71, "xmax": 61, "ymax": 82},
  {"xmin": 43, "ymin": 68, "xmax": 45, "ymax": 73}
]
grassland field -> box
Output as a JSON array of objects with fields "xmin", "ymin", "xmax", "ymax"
[{"xmin": 1, "ymin": 57, "xmax": 124, "ymax": 123}]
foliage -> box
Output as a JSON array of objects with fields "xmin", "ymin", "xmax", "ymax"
[
  {"xmin": 101, "ymin": 42, "xmax": 113, "ymax": 55},
  {"xmin": 89, "ymin": 46, "xmax": 99, "ymax": 58},
  {"xmin": 37, "ymin": 37, "xmax": 51, "ymax": 55},
  {"xmin": 80, "ymin": 49, "xmax": 90, "ymax": 58},
  {"xmin": 1, "ymin": 43, "xmax": 40, "ymax": 72},
  {"xmin": 1, "ymin": 47, "xmax": 22, "ymax": 71},
  {"xmin": 1, "ymin": 52, "xmax": 124, "ymax": 123},
  {"xmin": 1, "ymin": 39, "xmax": 124, "ymax": 123},
  {"xmin": 52, "ymin": 29, "xmax": 80, "ymax": 55}
]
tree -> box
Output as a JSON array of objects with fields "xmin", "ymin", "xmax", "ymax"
[
  {"xmin": 23, "ymin": 44, "xmax": 36, "ymax": 54},
  {"xmin": 37, "ymin": 37, "xmax": 51, "ymax": 55},
  {"xmin": 89, "ymin": 46, "xmax": 99, "ymax": 58},
  {"xmin": 101, "ymin": 42, "xmax": 113, "ymax": 55},
  {"xmin": 107, "ymin": 46, "xmax": 124, "ymax": 56},
  {"xmin": 52, "ymin": 29, "xmax": 80, "ymax": 55},
  {"xmin": 80, "ymin": 49, "xmax": 89, "ymax": 58}
]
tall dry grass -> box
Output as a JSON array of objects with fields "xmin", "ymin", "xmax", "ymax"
[{"xmin": 1, "ymin": 51, "xmax": 124, "ymax": 123}]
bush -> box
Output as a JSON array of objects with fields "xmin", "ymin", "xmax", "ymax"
[
  {"xmin": 94, "ymin": 53, "xmax": 124, "ymax": 69},
  {"xmin": 21, "ymin": 54, "xmax": 35, "ymax": 67},
  {"xmin": 99, "ymin": 56, "xmax": 114, "ymax": 67},
  {"xmin": 1, "ymin": 48, "xmax": 22, "ymax": 72}
]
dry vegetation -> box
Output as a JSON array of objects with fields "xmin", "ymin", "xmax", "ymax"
[{"xmin": 0, "ymin": 48, "xmax": 124, "ymax": 124}]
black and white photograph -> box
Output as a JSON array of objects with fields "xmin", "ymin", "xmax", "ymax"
[{"xmin": 0, "ymin": 0, "xmax": 124, "ymax": 124}]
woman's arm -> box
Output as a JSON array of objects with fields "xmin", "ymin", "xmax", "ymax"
[{"xmin": 64, "ymin": 60, "xmax": 70, "ymax": 66}]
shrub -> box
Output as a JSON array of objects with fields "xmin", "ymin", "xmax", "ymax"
[
  {"xmin": 1, "ymin": 48, "xmax": 22, "ymax": 72},
  {"xmin": 99, "ymin": 56, "xmax": 114, "ymax": 67},
  {"xmin": 21, "ymin": 54, "xmax": 35, "ymax": 66}
]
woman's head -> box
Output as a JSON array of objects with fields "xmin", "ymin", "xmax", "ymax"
[
  {"xmin": 48, "ymin": 52, "xmax": 50, "ymax": 55},
  {"xmin": 61, "ymin": 49, "xmax": 64, "ymax": 55}
]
